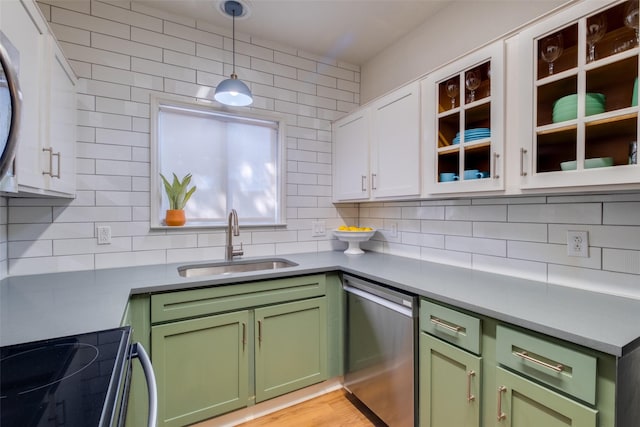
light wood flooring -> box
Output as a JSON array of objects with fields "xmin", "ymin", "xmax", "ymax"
[{"xmin": 235, "ymin": 390, "xmax": 385, "ymax": 427}]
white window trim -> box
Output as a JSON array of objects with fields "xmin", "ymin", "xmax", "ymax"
[{"xmin": 149, "ymin": 94, "xmax": 287, "ymax": 229}]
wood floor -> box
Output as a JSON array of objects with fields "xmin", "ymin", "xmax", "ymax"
[{"xmin": 235, "ymin": 390, "xmax": 386, "ymax": 427}]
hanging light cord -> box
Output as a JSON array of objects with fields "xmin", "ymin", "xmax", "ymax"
[{"xmin": 231, "ymin": 5, "xmax": 237, "ymax": 77}]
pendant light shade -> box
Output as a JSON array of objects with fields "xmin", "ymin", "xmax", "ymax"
[{"xmin": 215, "ymin": 1, "xmax": 253, "ymax": 106}]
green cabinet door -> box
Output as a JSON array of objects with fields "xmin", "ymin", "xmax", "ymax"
[
  {"xmin": 495, "ymin": 366, "xmax": 597, "ymax": 427},
  {"xmin": 151, "ymin": 310, "xmax": 250, "ymax": 427},
  {"xmin": 420, "ymin": 332, "xmax": 482, "ymax": 427},
  {"xmin": 254, "ymin": 297, "xmax": 328, "ymax": 402}
]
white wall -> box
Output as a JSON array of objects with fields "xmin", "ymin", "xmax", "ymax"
[
  {"xmin": 5, "ymin": 0, "xmax": 359, "ymax": 275},
  {"xmin": 360, "ymin": 0, "xmax": 569, "ymax": 103}
]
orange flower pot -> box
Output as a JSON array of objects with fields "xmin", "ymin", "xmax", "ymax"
[{"xmin": 165, "ymin": 209, "xmax": 186, "ymax": 226}]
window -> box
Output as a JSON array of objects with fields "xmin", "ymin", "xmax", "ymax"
[{"xmin": 151, "ymin": 96, "xmax": 285, "ymax": 228}]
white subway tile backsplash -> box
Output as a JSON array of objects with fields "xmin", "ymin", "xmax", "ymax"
[
  {"xmin": 9, "ymin": 255, "xmax": 95, "ymax": 275},
  {"xmin": 163, "ymin": 21, "xmax": 223, "ymax": 49},
  {"xmin": 132, "ymin": 234, "xmax": 197, "ymax": 251},
  {"xmin": 52, "ymin": 7, "xmax": 129, "ymax": 38},
  {"xmin": 76, "ymin": 174, "xmax": 132, "ymax": 191},
  {"xmin": 80, "ymin": 79, "xmax": 131, "ymax": 101},
  {"xmin": 92, "ymin": 65, "xmax": 164, "ymax": 91},
  {"xmin": 421, "ymin": 220, "xmax": 472, "ymax": 236},
  {"xmin": 9, "ymin": 207, "xmax": 52, "ymax": 224},
  {"xmin": 445, "ymin": 205, "xmax": 507, "ymax": 222},
  {"xmin": 95, "ymin": 250, "xmax": 165, "ymax": 269},
  {"xmin": 91, "ymin": 1, "xmax": 163, "ymax": 33},
  {"xmin": 96, "ymin": 98, "xmax": 150, "ymax": 118},
  {"xmin": 508, "ymin": 241, "xmax": 602, "ymax": 269},
  {"xmin": 446, "ymin": 236, "xmax": 506, "ymax": 257},
  {"xmin": 603, "ymin": 249, "xmax": 640, "ymax": 275},
  {"xmin": 163, "ymin": 50, "xmax": 223, "ymax": 75},
  {"xmin": 508, "ymin": 203, "xmax": 602, "ymax": 224},
  {"xmin": 50, "ymin": 22, "xmax": 90, "ymax": 45},
  {"xmin": 548, "ymin": 224, "xmax": 640, "ymax": 250},
  {"xmin": 53, "ymin": 206, "xmax": 132, "ymax": 222},
  {"xmin": 96, "ymin": 128, "xmax": 148, "ymax": 147},
  {"xmin": 473, "ymin": 221, "xmax": 547, "ymax": 242},
  {"xmin": 53, "ymin": 237, "xmax": 131, "ymax": 255},
  {"xmin": 61, "ymin": 42, "xmax": 131, "ymax": 70},
  {"xmin": 9, "ymin": 223, "xmax": 94, "ymax": 241},
  {"xmin": 274, "ymin": 52, "xmax": 316, "ymax": 72},
  {"xmin": 421, "ymin": 247, "xmax": 472, "ymax": 269},
  {"xmin": 472, "ymin": 254, "xmax": 548, "ymax": 283},
  {"xmin": 603, "ymin": 202, "xmax": 640, "ymax": 225},
  {"xmin": 9, "ymin": 240, "xmax": 53, "ymax": 258}
]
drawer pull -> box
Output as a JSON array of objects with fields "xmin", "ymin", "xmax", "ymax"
[
  {"xmin": 361, "ymin": 175, "xmax": 367, "ymax": 192},
  {"xmin": 520, "ymin": 148, "xmax": 528, "ymax": 176},
  {"xmin": 430, "ymin": 316, "xmax": 461, "ymax": 333},
  {"xmin": 497, "ymin": 386, "xmax": 507, "ymax": 421},
  {"xmin": 467, "ymin": 370, "xmax": 476, "ymax": 402},
  {"xmin": 514, "ymin": 350, "xmax": 564, "ymax": 373}
]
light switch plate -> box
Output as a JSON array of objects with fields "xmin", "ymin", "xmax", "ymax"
[{"xmin": 311, "ymin": 221, "xmax": 326, "ymax": 237}]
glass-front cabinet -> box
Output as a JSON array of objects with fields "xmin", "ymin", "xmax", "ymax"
[
  {"xmin": 422, "ymin": 40, "xmax": 505, "ymax": 195},
  {"xmin": 519, "ymin": 0, "xmax": 640, "ymax": 189}
]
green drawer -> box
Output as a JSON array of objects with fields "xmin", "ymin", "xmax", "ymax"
[
  {"xmin": 496, "ymin": 325, "xmax": 597, "ymax": 405},
  {"xmin": 420, "ymin": 299, "xmax": 481, "ymax": 355},
  {"xmin": 151, "ymin": 274, "xmax": 326, "ymax": 323}
]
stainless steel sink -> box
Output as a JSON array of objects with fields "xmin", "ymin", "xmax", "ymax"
[{"xmin": 178, "ymin": 258, "xmax": 298, "ymax": 278}]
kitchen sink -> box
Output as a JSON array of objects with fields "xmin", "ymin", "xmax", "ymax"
[{"xmin": 178, "ymin": 258, "xmax": 298, "ymax": 278}]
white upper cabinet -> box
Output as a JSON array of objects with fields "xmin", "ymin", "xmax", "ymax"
[
  {"xmin": 333, "ymin": 108, "xmax": 371, "ymax": 201},
  {"xmin": 0, "ymin": 0, "xmax": 77, "ymax": 198},
  {"xmin": 333, "ymin": 81, "xmax": 421, "ymax": 202},
  {"xmin": 517, "ymin": 0, "xmax": 639, "ymax": 190},
  {"xmin": 422, "ymin": 40, "xmax": 505, "ymax": 195},
  {"xmin": 370, "ymin": 81, "xmax": 421, "ymax": 199}
]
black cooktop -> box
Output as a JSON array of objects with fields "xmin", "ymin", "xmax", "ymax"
[{"xmin": 1, "ymin": 327, "xmax": 130, "ymax": 427}]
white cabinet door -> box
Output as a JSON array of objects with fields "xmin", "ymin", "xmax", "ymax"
[
  {"xmin": 333, "ymin": 109, "xmax": 370, "ymax": 201},
  {"xmin": 517, "ymin": 0, "xmax": 640, "ymax": 191},
  {"xmin": 0, "ymin": 0, "xmax": 47, "ymax": 191},
  {"xmin": 370, "ymin": 81, "xmax": 421, "ymax": 199},
  {"xmin": 44, "ymin": 35, "xmax": 76, "ymax": 196},
  {"xmin": 422, "ymin": 40, "xmax": 505, "ymax": 195}
]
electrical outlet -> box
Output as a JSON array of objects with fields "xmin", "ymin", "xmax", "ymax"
[
  {"xmin": 567, "ymin": 230, "xmax": 588, "ymax": 257},
  {"xmin": 97, "ymin": 226, "xmax": 112, "ymax": 245},
  {"xmin": 311, "ymin": 221, "xmax": 326, "ymax": 237},
  {"xmin": 389, "ymin": 222, "xmax": 398, "ymax": 238}
]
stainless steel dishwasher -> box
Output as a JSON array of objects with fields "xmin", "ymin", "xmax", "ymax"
[{"xmin": 343, "ymin": 274, "xmax": 418, "ymax": 427}]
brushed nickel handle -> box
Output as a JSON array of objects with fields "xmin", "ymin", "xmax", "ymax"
[
  {"xmin": 514, "ymin": 350, "xmax": 564, "ymax": 372},
  {"xmin": 42, "ymin": 147, "xmax": 53, "ymax": 176},
  {"xmin": 52, "ymin": 151, "xmax": 61, "ymax": 179},
  {"xmin": 242, "ymin": 322, "xmax": 246, "ymax": 351},
  {"xmin": 497, "ymin": 386, "xmax": 507, "ymax": 421},
  {"xmin": 493, "ymin": 152, "xmax": 500, "ymax": 179},
  {"xmin": 361, "ymin": 175, "xmax": 367, "ymax": 192},
  {"xmin": 467, "ymin": 370, "xmax": 476, "ymax": 402},
  {"xmin": 520, "ymin": 148, "xmax": 528, "ymax": 176},
  {"xmin": 430, "ymin": 316, "xmax": 461, "ymax": 333},
  {"xmin": 371, "ymin": 173, "xmax": 377, "ymax": 190},
  {"xmin": 258, "ymin": 320, "xmax": 262, "ymax": 346}
]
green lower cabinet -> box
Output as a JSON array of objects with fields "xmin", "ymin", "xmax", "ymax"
[
  {"xmin": 151, "ymin": 310, "xmax": 250, "ymax": 427},
  {"xmin": 419, "ymin": 332, "xmax": 482, "ymax": 427},
  {"xmin": 495, "ymin": 366, "xmax": 597, "ymax": 427},
  {"xmin": 255, "ymin": 297, "xmax": 328, "ymax": 402}
]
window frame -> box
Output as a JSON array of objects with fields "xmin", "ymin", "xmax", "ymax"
[{"xmin": 150, "ymin": 94, "xmax": 287, "ymax": 229}]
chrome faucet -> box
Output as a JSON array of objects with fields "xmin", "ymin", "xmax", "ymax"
[{"xmin": 225, "ymin": 209, "xmax": 244, "ymax": 261}]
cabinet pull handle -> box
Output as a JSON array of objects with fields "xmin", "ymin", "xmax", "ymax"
[
  {"xmin": 361, "ymin": 175, "xmax": 367, "ymax": 192},
  {"xmin": 493, "ymin": 152, "xmax": 500, "ymax": 179},
  {"xmin": 467, "ymin": 370, "xmax": 476, "ymax": 402},
  {"xmin": 371, "ymin": 173, "xmax": 377, "ymax": 190},
  {"xmin": 52, "ymin": 151, "xmax": 61, "ymax": 179},
  {"xmin": 42, "ymin": 148, "xmax": 61, "ymax": 178},
  {"xmin": 497, "ymin": 386, "xmax": 507, "ymax": 421},
  {"xmin": 430, "ymin": 316, "xmax": 461, "ymax": 333},
  {"xmin": 514, "ymin": 350, "xmax": 564, "ymax": 372},
  {"xmin": 520, "ymin": 148, "xmax": 528, "ymax": 176},
  {"xmin": 242, "ymin": 323, "xmax": 246, "ymax": 351},
  {"xmin": 258, "ymin": 320, "xmax": 262, "ymax": 346}
]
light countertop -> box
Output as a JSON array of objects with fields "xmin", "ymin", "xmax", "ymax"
[{"xmin": 2, "ymin": 251, "xmax": 639, "ymax": 357}]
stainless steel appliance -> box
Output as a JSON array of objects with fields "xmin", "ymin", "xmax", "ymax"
[
  {"xmin": 343, "ymin": 274, "xmax": 418, "ymax": 427},
  {"xmin": 1, "ymin": 327, "xmax": 157, "ymax": 427}
]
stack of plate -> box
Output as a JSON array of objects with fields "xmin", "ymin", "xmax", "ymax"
[
  {"xmin": 552, "ymin": 93, "xmax": 605, "ymax": 123},
  {"xmin": 452, "ymin": 128, "xmax": 490, "ymax": 145}
]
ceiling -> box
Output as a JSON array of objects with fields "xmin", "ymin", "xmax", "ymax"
[{"xmin": 133, "ymin": 0, "xmax": 453, "ymax": 65}]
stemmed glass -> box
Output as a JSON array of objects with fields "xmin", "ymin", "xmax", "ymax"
[
  {"xmin": 540, "ymin": 33, "xmax": 564, "ymax": 76},
  {"xmin": 445, "ymin": 79, "xmax": 459, "ymax": 109},
  {"xmin": 625, "ymin": 0, "xmax": 639, "ymax": 46},
  {"xmin": 586, "ymin": 14, "xmax": 607, "ymax": 62},
  {"xmin": 465, "ymin": 70, "xmax": 481, "ymax": 103}
]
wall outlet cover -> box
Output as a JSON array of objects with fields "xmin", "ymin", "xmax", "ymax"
[
  {"xmin": 311, "ymin": 221, "xmax": 326, "ymax": 237},
  {"xmin": 97, "ymin": 226, "xmax": 112, "ymax": 245},
  {"xmin": 567, "ymin": 230, "xmax": 588, "ymax": 257}
]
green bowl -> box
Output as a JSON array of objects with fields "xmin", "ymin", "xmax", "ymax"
[
  {"xmin": 560, "ymin": 157, "xmax": 614, "ymax": 171},
  {"xmin": 552, "ymin": 93, "xmax": 605, "ymax": 122},
  {"xmin": 633, "ymin": 78, "xmax": 638, "ymax": 107}
]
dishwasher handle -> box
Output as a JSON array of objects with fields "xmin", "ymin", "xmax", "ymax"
[
  {"xmin": 344, "ymin": 284, "xmax": 414, "ymax": 317},
  {"xmin": 132, "ymin": 342, "xmax": 158, "ymax": 427}
]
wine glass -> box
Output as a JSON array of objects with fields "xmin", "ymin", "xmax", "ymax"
[
  {"xmin": 540, "ymin": 33, "xmax": 564, "ymax": 76},
  {"xmin": 465, "ymin": 70, "xmax": 481, "ymax": 103},
  {"xmin": 586, "ymin": 14, "xmax": 607, "ymax": 62},
  {"xmin": 625, "ymin": 0, "xmax": 639, "ymax": 46},
  {"xmin": 445, "ymin": 79, "xmax": 459, "ymax": 109}
]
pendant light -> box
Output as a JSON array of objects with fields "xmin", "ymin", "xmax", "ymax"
[{"xmin": 214, "ymin": 0, "xmax": 253, "ymax": 106}]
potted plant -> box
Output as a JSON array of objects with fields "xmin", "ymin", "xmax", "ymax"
[{"xmin": 160, "ymin": 173, "xmax": 197, "ymax": 226}]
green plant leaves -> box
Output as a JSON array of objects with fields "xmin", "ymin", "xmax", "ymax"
[{"xmin": 159, "ymin": 172, "xmax": 197, "ymax": 210}]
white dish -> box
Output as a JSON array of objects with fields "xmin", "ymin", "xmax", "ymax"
[{"xmin": 333, "ymin": 229, "xmax": 376, "ymax": 255}]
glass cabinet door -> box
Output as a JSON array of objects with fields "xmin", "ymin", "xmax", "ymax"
[
  {"xmin": 520, "ymin": 0, "xmax": 639, "ymax": 189},
  {"xmin": 422, "ymin": 40, "xmax": 504, "ymax": 195}
]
